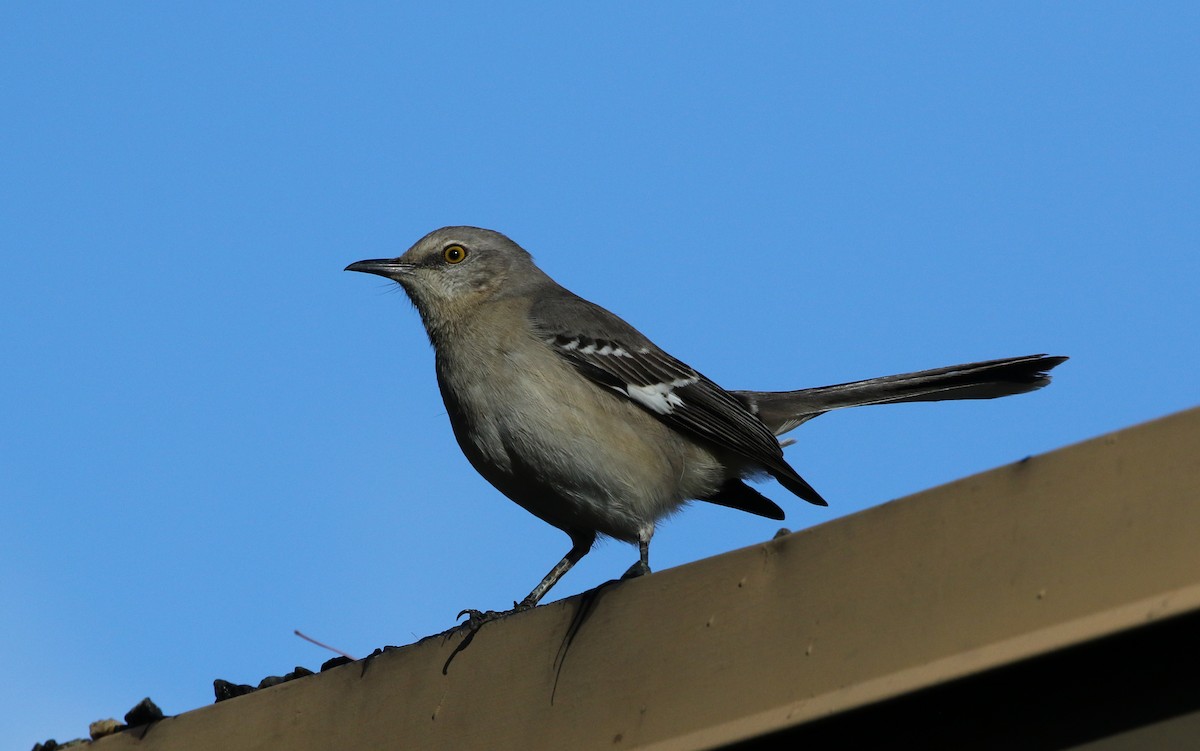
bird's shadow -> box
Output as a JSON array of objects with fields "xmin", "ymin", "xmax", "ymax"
[{"xmin": 551, "ymin": 577, "xmax": 621, "ymax": 704}]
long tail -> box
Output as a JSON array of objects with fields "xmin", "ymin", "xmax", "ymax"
[{"xmin": 733, "ymin": 354, "xmax": 1068, "ymax": 437}]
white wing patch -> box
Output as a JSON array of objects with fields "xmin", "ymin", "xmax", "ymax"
[
  {"xmin": 583, "ymin": 343, "xmax": 630, "ymax": 357},
  {"xmin": 544, "ymin": 332, "xmax": 700, "ymax": 414},
  {"xmin": 621, "ymin": 377, "xmax": 698, "ymax": 414},
  {"xmin": 546, "ymin": 336, "xmax": 632, "ymax": 358}
]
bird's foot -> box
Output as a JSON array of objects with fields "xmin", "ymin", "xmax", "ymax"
[
  {"xmin": 620, "ymin": 560, "xmax": 651, "ymax": 581},
  {"xmin": 444, "ymin": 603, "xmax": 534, "ymax": 674},
  {"xmin": 456, "ymin": 608, "xmax": 505, "ymax": 631},
  {"xmin": 456, "ymin": 602, "xmax": 532, "ymax": 632}
]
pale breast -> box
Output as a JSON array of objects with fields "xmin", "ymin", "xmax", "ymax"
[{"xmin": 434, "ymin": 319, "xmax": 725, "ymax": 542}]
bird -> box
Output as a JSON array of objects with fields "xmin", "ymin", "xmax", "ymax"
[{"xmin": 346, "ymin": 226, "xmax": 1065, "ymax": 612}]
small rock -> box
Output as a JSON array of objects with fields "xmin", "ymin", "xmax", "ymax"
[
  {"xmin": 89, "ymin": 718, "xmax": 124, "ymax": 740},
  {"xmin": 213, "ymin": 679, "xmax": 257, "ymax": 702},
  {"xmin": 124, "ymin": 696, "xmax": 164, "ymax": 727},
  {"xmin": 320, "ymin": 656, "xmax": 353, "ymax": 672}
]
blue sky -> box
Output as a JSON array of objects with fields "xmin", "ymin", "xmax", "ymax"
[{"xmin": 3, "ymin": 3, "xmax": 1197, "ymax": 745}]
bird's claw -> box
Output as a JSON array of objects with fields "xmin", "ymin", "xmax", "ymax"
[
  {"xmin": 456, "ymin": 603, "xmax": 534, "ymax": 632},
  {"xmin": 456, "ymin": 608, "xmax": 500, "ymax": 630}
]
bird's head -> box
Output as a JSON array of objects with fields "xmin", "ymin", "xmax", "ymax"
[{"xmin": 346, "ymin": 226, "xmax": 548, "ymax": 333}]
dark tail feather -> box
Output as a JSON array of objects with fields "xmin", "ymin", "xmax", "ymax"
[
  {"xmin": 700, "ymin": 479, "xmax": 789, "ymax": 518},
  {"xmin": 773, "ymin": 468, "xmax": 829, "ymax": 506},
  {"xmin": 735, "ymin": 354, "xmax": 1068, "ymax": 437}
]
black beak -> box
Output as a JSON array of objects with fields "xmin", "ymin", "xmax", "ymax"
[{"xmin": 345, "ymin": 258, "xmax": 410, "ymax": 279}]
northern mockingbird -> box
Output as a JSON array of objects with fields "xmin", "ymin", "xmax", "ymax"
[{"xmin": 346, "ymin": 226, "xmax": 1065, "ymax": 611}]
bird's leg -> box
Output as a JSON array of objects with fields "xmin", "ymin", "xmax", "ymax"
[
  {"xmin": 621, "ymin": 538, "xmax": 651, "ymax": 580},
  {"xmin": 445, "ymin": 535, "xmax": 595, "ymax": 674},
  {"xmin": 517, "ymin": 535, "xmax": 595, "ymax": 609},
  {"xmin": 458, "ymin": 533, "xmax": 596, "ymax": 629}
]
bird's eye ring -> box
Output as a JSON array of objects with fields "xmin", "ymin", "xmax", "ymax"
[{"xmin": 443, "ymin": 244, "xmax": 468, "ymax": 264}]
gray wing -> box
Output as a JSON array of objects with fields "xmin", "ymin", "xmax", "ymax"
[{"xmin": 528, "ymin": 289, "xmax": 826, "ymax": 506}]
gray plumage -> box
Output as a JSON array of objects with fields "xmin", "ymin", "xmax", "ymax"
[{"xmin": 346, "ymin": 226, "xmax": 1066, "ymax": 610}]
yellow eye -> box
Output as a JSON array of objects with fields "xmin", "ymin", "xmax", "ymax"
[{"xmin": 443, "ymin": 244, "xmax": 468, "ymax": 264}]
